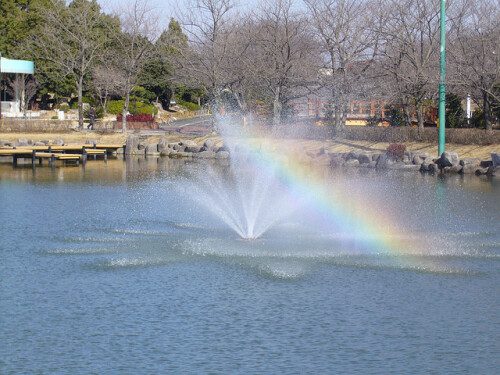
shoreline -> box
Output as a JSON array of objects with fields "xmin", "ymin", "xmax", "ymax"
[{"xmin": 1, "ymin": 131, "xmax": 498, "ymax": 177}]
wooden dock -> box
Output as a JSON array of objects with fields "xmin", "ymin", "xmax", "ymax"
[{"xmin": 0, "ymin": 144, "xmax": 124, "ymax": 167}]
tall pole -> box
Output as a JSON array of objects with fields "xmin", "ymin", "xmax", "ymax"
[{"xmin": 438, "ymin": 0, "xmax": 446, "ymax": 155}]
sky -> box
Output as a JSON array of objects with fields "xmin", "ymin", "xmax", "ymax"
[{"xmin": 98, "ymin": 0, "xmax": 262, "ymax": 29}]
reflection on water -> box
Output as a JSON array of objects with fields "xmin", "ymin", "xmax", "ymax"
[{"xmin": 0, "ymin": 157, "xmax": 499, "ymax": 373}]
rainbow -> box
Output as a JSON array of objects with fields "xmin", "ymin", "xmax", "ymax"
[{"xmin": 218, "ymin": 120, "xmax": 450, "ymax": 272}]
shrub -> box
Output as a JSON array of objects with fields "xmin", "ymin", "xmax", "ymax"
[
  {"xmin": 386, "ymin": 143, "xmax": 406, "ymax": 159},
  {"xmin": 106, "ymin": 100, "xmax": 158, "ymax": 116},
  {"xmin": 177, "ymin": 99, "xmax": 201, "ymax": 111},
  {"xmin": 59, "ymin": 103, "xmax": 70, "ymax": 113}
]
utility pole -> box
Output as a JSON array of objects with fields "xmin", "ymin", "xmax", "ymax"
[{"xmin": 438, "ymin": 0, "xmax": 446, "ymax": 155}]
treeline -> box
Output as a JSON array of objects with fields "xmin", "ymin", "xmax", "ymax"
[{"xmin": 1, "ymin": 0, "xmax": 499, "ymax": 131}]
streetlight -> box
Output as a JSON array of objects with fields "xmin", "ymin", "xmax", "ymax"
[{"xmin": 438, "ymin": 0, "xmax": 446, "ymax": 155}]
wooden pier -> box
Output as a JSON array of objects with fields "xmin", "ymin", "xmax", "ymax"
[{"xmin": 0, "ymin": 144, "xmax": 124, "ymax": 167}]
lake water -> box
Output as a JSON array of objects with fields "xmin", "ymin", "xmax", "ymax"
[{"xmin": 1, "ymin": 158, "xmax": 499, "ymax": 374}]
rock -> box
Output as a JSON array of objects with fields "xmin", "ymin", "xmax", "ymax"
[
  {"xmin": 167, "ymin": 142, "xmax": 179, "ymax": 149},
  {"xmin": 475, "ymin": 167, "xmax": 489, "ymax": 176},
  {"xmin": 203, "ymin": 139, "xmax": 216, "ymax": 151},
  {"xmin": 315, "ymin": 154, "xmax": 331, "ymax": 165},
  {"xmin": 487, "ymin": 166, "xmax": 500, "ymax": 176},
  {"xmin": 217, "ymin": 145, "xmax": 229, "ymax": 153},
  {"xmin": 371, "ymin": 153, "xmax": 383, "ymax": 162},
  {"xmin": 145, "ymin": 143, "xmax": 159, "ymax": 155},
  {"xmin": 116, "ymin": 147, "xmax": 124, "ymax": 154},
  {"xmin": 346, "ymin": 151, "xmax": 360, "ymax": 161},
  {"xmin": 480, "ymin": 160, "xmax": 493, "ymax": 168},
  {"xmin": 216, "ymin": 151, "xmax": 230, "ymax": 159},
  {"xmin": 443, "ymin": 165, "xmax": 463, "ymax": 173},
  {"xmin": 185, "ymin": 146, "xmax": 202, "ymax": 153},
  {"xmin": 54, "ymin": 139, "xmax": 64, "ymax": 146},
  {"xmin": 173, "ymin": 143, "xmax": 186, "ymax": 152},
  {"xmin": 368, "ymin": 161, "xmax": 377, "ymax": 168},
  {"xmin": 492, "ymin": 153, "xmax": 500, "ymax": 167},
  {"xmin": 125, "ymin": 135, "xmax": 140, "ymax": 155},
  {"xmin": 461, "ymin": 165, "xmax": 478, "ymax": 174},
  {"xmin": 357, "ymin": 152, "xmax": 371, "ymax": 164},
  {"xmin": 420, "ymin": 162, "xmax": 437, "ymax": 172},
  {"xmin": 376, "ymin": 153, "xmax": 395, "ymax": 169},
  {"xmin": 196, "ymin": 150, "xmax": 216, "ymax": 159},
  {"xmin": 34, "ymin": 141, "xmax": 46, "ymax": 146},
  {"xmin": 158, "ymin": 140, "xmax": 168, "ymax": 153},
  {"xmin": 181, "ymin": 140, "xmax": 197, "ymax": 148},
  {"xmin": 460, "ymin": 158, "xmax": 480, "ymax": 167},
  {"xmin": 16, "ymin": 138, "xmax": 29, "ymax": 147},
  {"xmin": 330, "ymin": 155, "xmax": 344, "ymax": 168},
  {"xmin": 138, "ymin": 142, "xmax": 147, "ymax": 150},
  {"xmin": 412, "ymin": 154, "xmax": 428, "ymax": 165},
  {"xmin": 402, "ymin": 155, "xmax": 411, "ymax": 164},
  {"xmin": 86, "ymin": 139, "xmax": 97, "ymax": 146},
  {"xmin": 436, "ymin": 151, "xmax": 459, "ymax": 168},
  {"xmin": 344, "ymin": 159, "xmax": 360, "ymax": 167}
]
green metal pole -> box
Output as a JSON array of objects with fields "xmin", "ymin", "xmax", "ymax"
[{"xmin": 438, "ymin": 0, "xmax": 446, "ymax": 155}]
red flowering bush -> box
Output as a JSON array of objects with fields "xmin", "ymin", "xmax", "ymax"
[
  {"xmin": 386, "ymin": 143, "xmax": 406, "ymax": 159},
  {"xmin": 116, "ymin": 114, "xmax": 154, "ymax": 122}
]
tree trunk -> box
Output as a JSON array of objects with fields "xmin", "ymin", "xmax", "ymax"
[
  {"xmin": 403, "ymin": 104, "xmax": 412, "ymax": 127},
  {"xmin": 483, "ymin": 91, "xmax": 492, "ymax": 131},
  {"xmin": 416, "ymin": 103, "xmax": 424, "ymax": 131},
  {"xmin": 273, "ymin": 87, "xmax": 282, "ymax": 126},
  {"xmin": 122, "ymin": 90, "xmax": 130, "ymax": 133},
  {"xmin": 77, "ymin": 75, "xmax": 84, "ymax": 129}
]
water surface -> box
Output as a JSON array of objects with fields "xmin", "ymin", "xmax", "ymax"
[{"xmin": 1, "ymin": 159, "xmax": 499, "ymax": 374}]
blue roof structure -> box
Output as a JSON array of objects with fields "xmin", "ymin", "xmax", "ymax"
[{"xmin": 0, "ymin": 57, "xmax": 35, "ymax": 74}]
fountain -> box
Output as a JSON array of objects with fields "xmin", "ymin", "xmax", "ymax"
[{"xmin": 187, "ymin": 118, "xmax": 302, "ymax": 240}]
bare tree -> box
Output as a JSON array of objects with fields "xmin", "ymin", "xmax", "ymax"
[
  {"xmin": 177, "ymin": 0, "xmax": 237, "ymax": 111},
  {"xmin": 35, "ymin": 0, "xmax": 108, "ymax": 128},
  {"xmin": 92, "ymin": 64, "xmax": 124, "ymax": 114},
  {"xmin": 449, "ymin": 0, "xmax": 500, "ymax": 129},
  {"xmin": 305, "ymin": 0, "xmax": 382, "ymax": 132},
  {"xmin": 252, "ymin": 0, "xmax": 320, "ymax": 125},
  {"xmin": 5, "ymin": 75, "xmax": 39, "ymax": 115},
  {"xmin": 111, "ymin": 0, "xmax": 158, "ymax": 131}
]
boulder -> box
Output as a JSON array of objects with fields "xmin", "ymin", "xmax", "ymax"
[
  {"xmin": 480, "ymin": 160, "xmax": 493, "ymax": 168},
  {"xmin": 116, "ymin": 147, "xmax": 124, "ymax": 155},
  {"xmin": 215, "ymin": 151, "xmax": 230, "ymax": 159},
  {"xmin": 54, "ymin": 139, "xmax": 64, "ymax": 146},
  {"xmin": 330, "ymin": 155, "xmax": 344, "ymax": 168},
  {"xmin": 145, "ymin": 143, "xmax": 159, "ymax": 155},
  {"xmin": 34, "ymin": 141, "xmax": 46, "ymax": 146},
  {"xmin": 436, "ymin": 151, "xmax": 459, "ymax": 168},
  {"xmin": 402, "ymin": 155, "xmax": 411, "ymax": 164},
  {"xmin": 420, "ymin": 162, "xmax": 437, "ymax": 173},
  {"xmin": 492, "ymin": 152, "xmax": 500, "ymax": 168},
  {"xmin": 181, "ymin": 140, "xmax": 198, "ymax": 148},
  {"xmin": 138, "ymin": 142, "xmax": 147, "ymax": 150},
  {"xmin": 125, "ymin": 135, "xmax": 140, "ymax": 155},
  {"xmin": 167, "ymin": 142, "xmax": 179, "ymax": 149},
  {"xmin": 357, "ymin": 152, "xmax": 371, "ymax": 164},
  {"xmin": 16, "ymin": 138, "xmax": 29, "ymax": 147},
  {"xmin": 376, "ymin": 153, "xmax": 395, "ymax": 169},
  {"xmin": 344, "ymin": 159, "xmax": 360, "ymax": 167},
  {"xmin": 185, "ymin": 146, "xmax": 202, "ymax": 153},
  {"xmin": 315, "ymin": 154, "xmax": 331, "ymax": 166},
  {"xmin": 443, "ymin": 165, "xmax": 463, "ymax": 174},
  {"xmin": 203, "ymin": 139, "xmax": 216, "ymax": 151},
  {"xmin": 371, "ymin": 153, "xmax": 383, "ymax": 162},
  {"xmin": 460, "ymin": 158, "xmax": 480, "ymax": 167},
  {"xmin": 475, "ymin": 167, "xmax": 489, "ymax": 176},
  {"xmin": 157, "ymin": 141, "xmax": 167, "ymax": 153},
  {"xmin": 173, "ymin": 143, "xmax": 186, "ymax": 152},
  {"xmin": 487, "ymin": 166, "xmax": 500, "ymax": 176}
]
